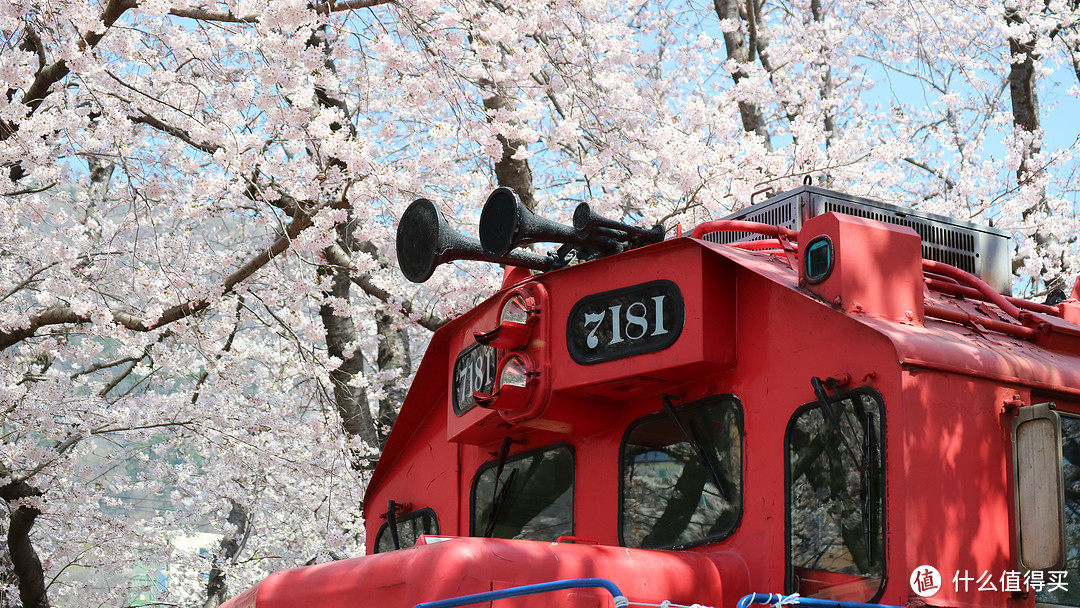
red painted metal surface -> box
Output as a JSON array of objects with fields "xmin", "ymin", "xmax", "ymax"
[
  {"xmin": 224, "ymin": 536, "xmax": 750, "ymax": 608},
  {"xmin": 223, "ymin": 207, "xmax": 1080, "ymax": 608}
]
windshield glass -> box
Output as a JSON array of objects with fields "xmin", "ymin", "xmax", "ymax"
[
  {"xmin": 374, "ymin": 508, "xmax": 438, "ymax": 553},
  {"xmin": 788, "ymin": 389, "xmax": 884, "ymax": 601},
  {"xmin": 621, "ymin": 395, "xmax": 743, "ymax": 549},
  {"xmin": 471, "ymin": 444, "xmax": 573, "ymax": 540}
]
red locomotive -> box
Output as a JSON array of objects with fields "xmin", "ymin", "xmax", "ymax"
[{"xmin": 222, "ymin": 185, "xmax": 1080, "ymax": 608}]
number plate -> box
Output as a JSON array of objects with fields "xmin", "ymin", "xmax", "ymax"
[
  {"xmin": 567, "ymin": 280, "xmax": 683, "ymax": 364},
  {"xmin": 452, "ymin": 342, "xmax": 498, "ymax": 414}
]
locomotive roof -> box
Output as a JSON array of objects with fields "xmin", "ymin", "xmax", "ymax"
[
  {"xmin": 369, "ymin": 228, "xmax": 1080, "ymax": 495},
  {"xmin": 702, "ymin": 238, "xmax": 1080, "ymax": 395}
]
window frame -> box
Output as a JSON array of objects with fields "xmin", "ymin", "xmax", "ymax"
[
  {"xmin": 784, "ymin": 386, "xmax": 887, "ymax": 602},
  {"xmin": 617, "ymin": 393, "xmax": 745, "ymax": 551},
  {"xmin": 373, "ymin": 507, "xmax": 440, "ymax": 554},
  {"xmin": 1031, "ymin": 408, "xmax": 1080, "ymax": 608},
  {"xmin": 468, "ymin": 442, "xmax": 575, "ymax": 539}
]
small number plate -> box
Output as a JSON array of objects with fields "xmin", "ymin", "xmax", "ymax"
[
  {"xmin": 567, "ymin": 280, "xmax": 683, "ymax": 364},
  {"xmin": 452, "ymin": 342, "xmax": 498, "ymax": 414}
]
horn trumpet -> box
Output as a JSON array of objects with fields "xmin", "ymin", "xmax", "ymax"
[
  {"xmin": 573, "ymin": 202, "xmax": 665, "ymax": 246},
  {"xmin": 479, "ymin": 187, "xmax": 618, "ymax": 258},
  {"xmin": 396, "ymin": 198, "xmax": 559, "ymax": 284}
]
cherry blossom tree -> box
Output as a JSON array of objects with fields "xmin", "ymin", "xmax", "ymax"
[{"xmin": 1, "ymin": 0, "xmax": 1079, "ymax": 606}]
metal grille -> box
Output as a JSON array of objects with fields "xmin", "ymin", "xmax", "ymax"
[
  {"xmin": 821, "ymin": 200, "xmax": 978, "ymax": 274},
  {"xmin": 702, "ymin": 186, "xmax": 1012, "ymax": 294},
  {"xmin": 704, "ymin": 202, "xmax": 795, "ymax": 245}
]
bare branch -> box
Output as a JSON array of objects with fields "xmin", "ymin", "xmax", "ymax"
[
  {"xmin": 166, "ymin": 7, "xmax": 259, "ymax": 22},
  {"xmin": 20, "ymin": 26, "xmax": 46, "ymax": 71},
  {"xmin": 0, "ymin": 182, "xmax": 56, "ymax": 197},
  {"xmin": 319, "ymin": 0, "xmax": 394, "ymax": 11},
  {"xmin": 91, "ymin": 420, "xmax": 197, "ymax": 434},
  {"xmin": 129, "ymin": 111, "xmax": 219, "ymax": 154},
  {"xmin": 70, "ymin": 355, "xmax": 143, "ymax": 379},
  {"xmin": 903, "ymin": 157, "xmax": 956, "ymax": 190},
  {"xmin": 99, "ymin": 358, "xmax": 141, "ymax": 397}
]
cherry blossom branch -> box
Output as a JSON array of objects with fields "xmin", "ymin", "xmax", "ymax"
[
  {"xmin": 166, "ymin": 0, "xmax": 393, "ymax": 23},
  {"xmin": 5, "ymin": 0, "xmax": 135, "ymax": 182},
  {"xmin": 752, "ymin": 154, "xmax": 872, "ymax": 188},
  {"xmin": 11, "ymin": 420, "xmax": 198, "ymax": 486},
  {"xmin": 44, "ymin": 544, "xmax": 102, "ymax": 596},
  {"xmin": 0, "ymin": 210, "xmax": 314, "ymax": 352},
  {"xmin": 191, "ymin": 298, "xmax": 242, "ymax": 406},
  {"xmin": 20, "ymin": 0, "xmax": 134, "ymax": 115},
  {"xmin": 323, "ymin": 242, "xmax": 446, "ymax": 331},
  {"xmin": 903, "ymin": 157, "xmax": 956, "ymax": 190},
  {"xmin": 0, "ymin": 262, "xmax": 59, "ymax": 305}
]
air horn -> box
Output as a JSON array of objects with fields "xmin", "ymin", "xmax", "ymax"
[
  {"xmin": 479, "ymin": 187, "xmax": 621, "ymax": 258},
  {"xmin": 573, "ymin": 202, "xmax": 665, "ymax": 247},
  {"xmin": 396, "ymin": 198, "xmax": 560, "ymax": 284}
]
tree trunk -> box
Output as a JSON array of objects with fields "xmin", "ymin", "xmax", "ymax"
[
  {"xmin": 1005, "ymin": 4, "xmax": 1041, "ymax": 178},
  {"xmin": 376, "ymin": 311, "xmax": 410, "ymax": 447},
  {"xmin": 713, "ymin": 0, "xmax": 772, "ymax": 149},
  {"xmin": 307, "ymin": 23, "xmax": 384, "ymax": 451},
  {"xmin": 320, "ymin": 261, "xmax": 378, "ymax": 449},
  {"xmin": 482, "ymin": 83, "xmax": 536, "ymax": 210},
  {"xmin": 1004, "ymin": 3, "xmax": 1069, "ymax": 293},
  {"xmin": 203, "ymin": 500, "xmax": 249, "ymax": 608},
  {"xmin": 1, "ymin": 477, "xmax": 48, "ymax": 608}
]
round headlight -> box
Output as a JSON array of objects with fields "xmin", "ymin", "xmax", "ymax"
[
  {"xmin": 499, "ymin": 354, "xmax": 531, "ymax": 388},
  {"xmin": 475, "ymin": 289, "xmax": 537, "ymax": 349},
  {"xmin": 500, "ymin": 293, "xmax": 530, "ymax": 325}
]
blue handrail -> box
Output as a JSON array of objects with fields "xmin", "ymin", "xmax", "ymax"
[
  {"xmin": 414, "ymin": 577, "xmax": 628, "ymax": 608},
  {"xmin": 737, "ymin": 593, "xmax": 906, "ymax": 608}
]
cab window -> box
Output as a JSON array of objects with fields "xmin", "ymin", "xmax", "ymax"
[
  {"xmin": 620, "ymin": 395, "xmax": 743, "ymax": 549},
  {"xmin": 1039, "ymin": 414, "xmax": 1080, "ymax": 606},
  {"xmin": 374, "ymin": 507, "xmax": 439, "ymax": 553},
  {"xmin": 471, "ymin": 444, "xmax": 573, "ymax": 540},
  {"xmin": 787, "ymin": 388, "xmax": 884, "ymax": 601}
]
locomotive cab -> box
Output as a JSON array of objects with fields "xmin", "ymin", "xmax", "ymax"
[{"xmin": 223, "ymin": 186, "xmax": 1080, "ymax": 608}]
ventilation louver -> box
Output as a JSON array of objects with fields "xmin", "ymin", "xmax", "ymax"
[{"xmin": 703, "ymin": 186, "xmax": 1013, "ymax": 295}]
